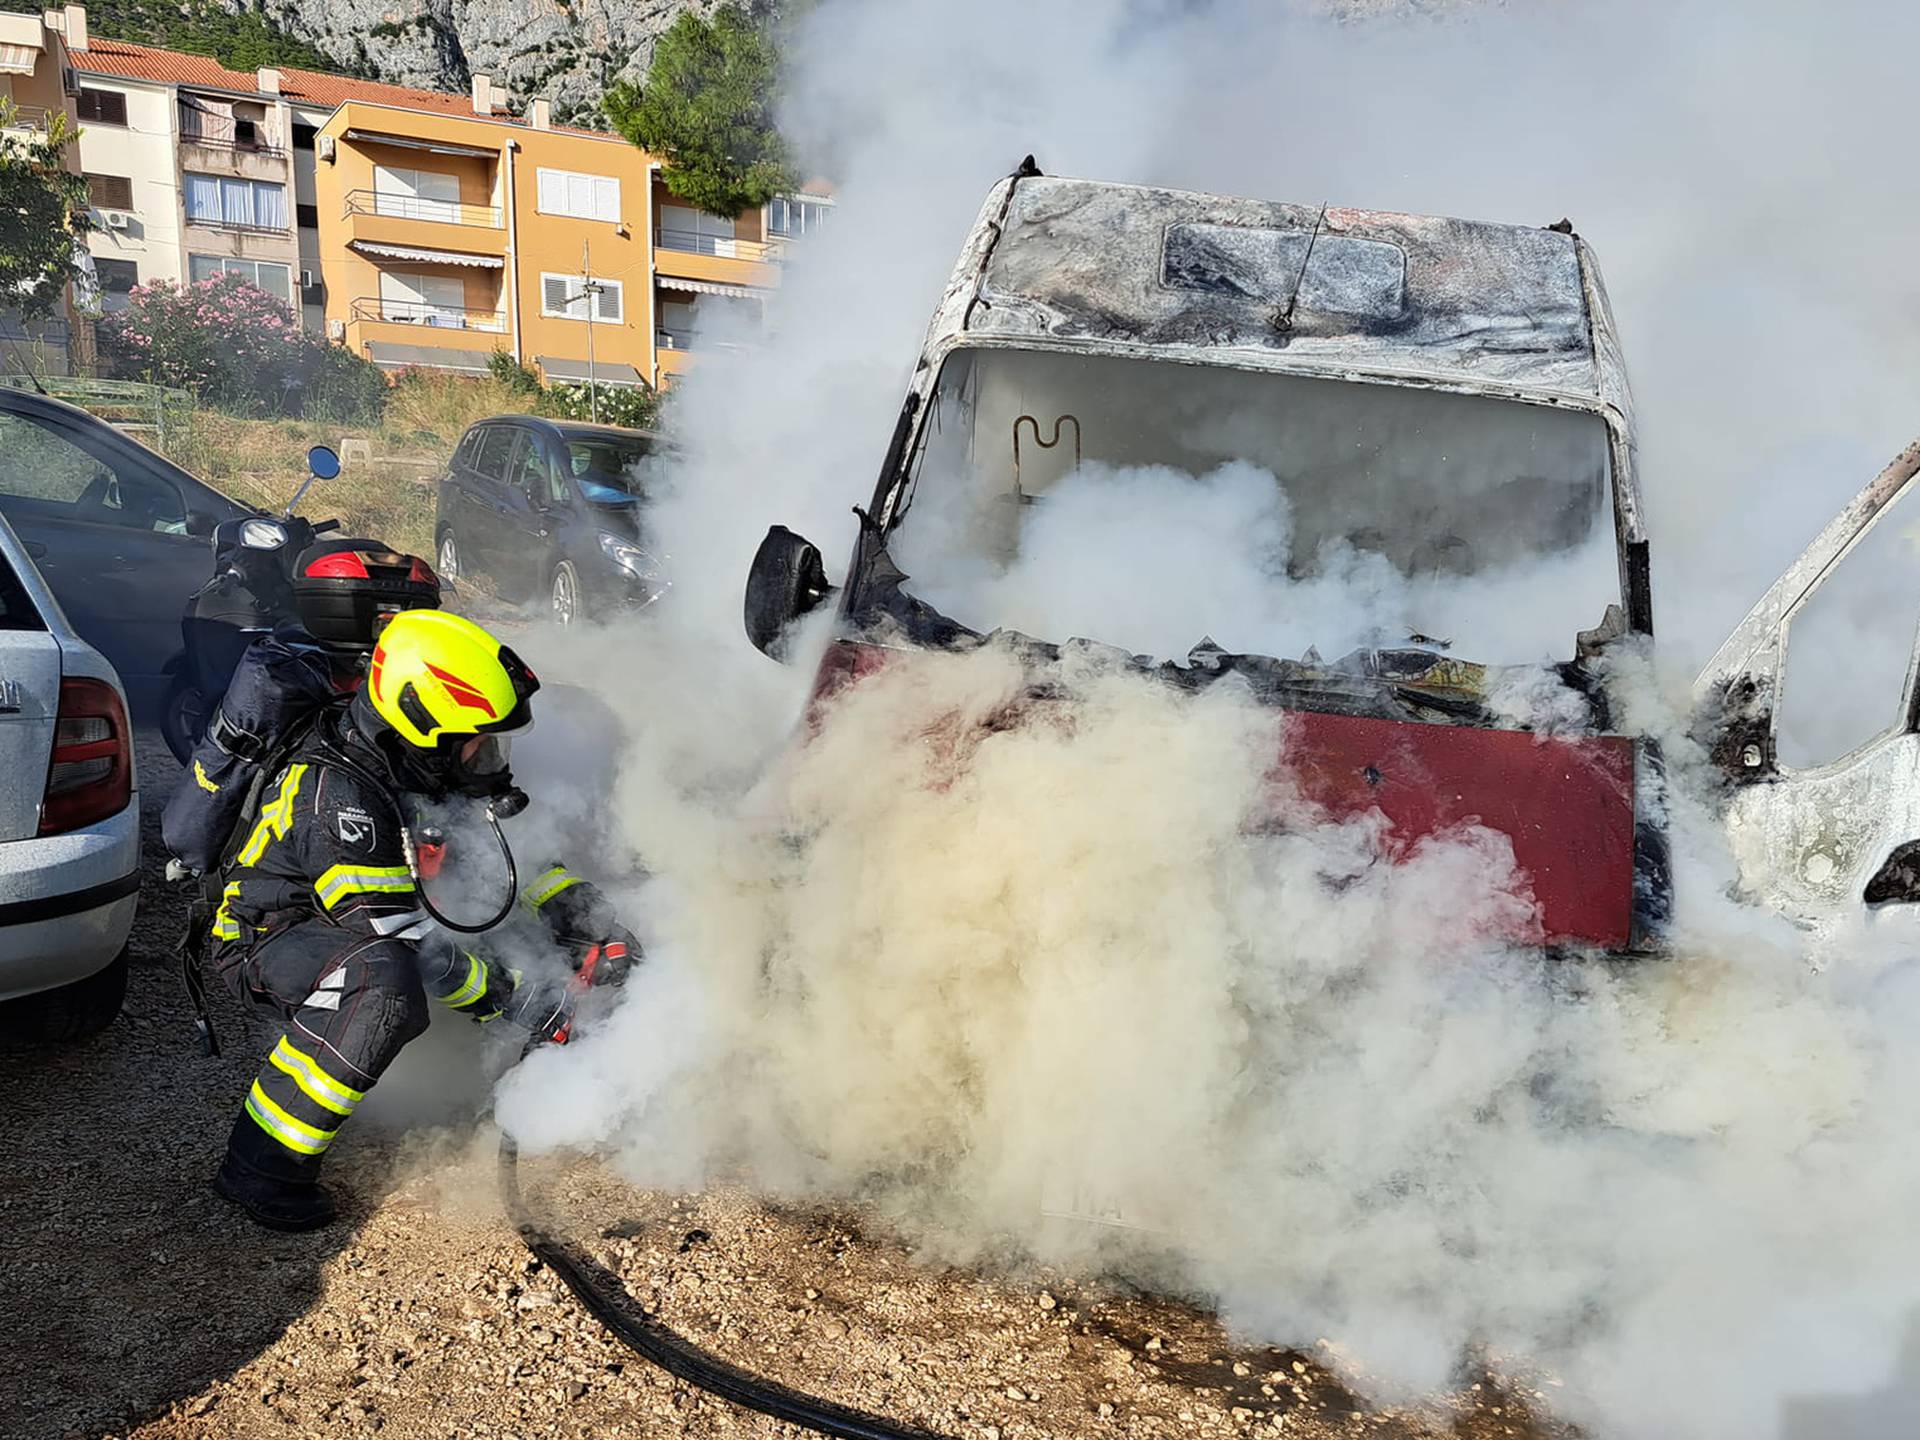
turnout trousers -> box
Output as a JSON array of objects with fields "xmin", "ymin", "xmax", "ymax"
[{"xmin": 216, "ymin": 923, "xmax": 432, "ymax": 1183}]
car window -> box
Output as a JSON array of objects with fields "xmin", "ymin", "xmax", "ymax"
[
  {"xmin": 0, "ymin": 412, "xmax": 188, "ymax": 533},
  {"xmin": 470, "ymin": 426, "xmax": 519, "ymax": 485},
  {"xmin": 563, "ymin": 438, "xmax": 652, "ymax": 496},
  {"xmin": 504, "ymin": 433, "xmax": 554, "ymax": 504},
  {"xmin": 0, "ymin": 546, "xmax": 45, "ymax": 631}
]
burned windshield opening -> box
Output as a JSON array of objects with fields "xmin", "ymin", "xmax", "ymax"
[{"xmin": 886, "ymin": 347, "xmax": 1619, "ymax": 669}]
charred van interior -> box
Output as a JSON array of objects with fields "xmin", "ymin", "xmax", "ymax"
[{"xmin": 884, "ymin": 346, "xmax": 1619, "ymax": 674}]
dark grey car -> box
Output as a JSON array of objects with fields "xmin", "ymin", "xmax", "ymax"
[
  {"xmin": 0, "ymin": 387, "xmax": 249, "ymax": 718},
  {"xmin": 434, "ymin": 416, "xmax": 667, "ymax": 626}
]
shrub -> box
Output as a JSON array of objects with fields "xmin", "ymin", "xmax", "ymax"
[
  {"xmin": 538, "ymin": 380, "xmax": 660, "ymax": 430},
  {"xmin": 100, "ymin": 274, "xmax": 386, "ymax": 422},
  {"xmin": 486, "ymin": 349, "xmax": 543, "ymax": 396}
]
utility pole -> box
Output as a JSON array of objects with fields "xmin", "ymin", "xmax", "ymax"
[{"xmin": 580, "ymin": 240, "xmax": 604, "ymax": 424}]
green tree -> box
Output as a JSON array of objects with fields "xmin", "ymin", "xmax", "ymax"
[
  {"xmin": 603, "ymin": 4, "xmax": 793, "ymax": 219},
  {"xmin": 0, "ymin": 103, "xmax": 91, "ymax": 320}
]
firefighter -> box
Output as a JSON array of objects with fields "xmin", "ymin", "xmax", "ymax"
[{"xmin": 206, "ymin": 609, "xmax": 635, "ymax": 1231}]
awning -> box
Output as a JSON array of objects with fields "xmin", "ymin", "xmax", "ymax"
[
  {"xmin": 537, "ymin": 357, "xmax": 645, "ymax": 387},
  {"xmin": 351, "ymin": 241, "xmax": 503, "ymax": 270},
  {"xmin": 656, "ymin": 275, "xmax": 765, "ymax": 301},
  {"xmin": 366, "ymin": 342, "xmax": 493, "ymax": 373},
  {"xmin": 344, "ymin": 129, "xmax": 498, "ymax": 159}
]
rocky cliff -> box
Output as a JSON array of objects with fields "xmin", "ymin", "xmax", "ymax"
[{"xmin": 253, "ymin": 0, "xmax": 740, "ymax": 127}]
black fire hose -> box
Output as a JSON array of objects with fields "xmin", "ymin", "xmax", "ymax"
[{"xmin": 496, "ymin": 1103, "xmax": 950, "ymax": 1440}]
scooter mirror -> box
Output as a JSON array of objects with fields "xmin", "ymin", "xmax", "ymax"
[{"xmin": 306, "ymin": 445, "xmax": 342, "ymax": 480}]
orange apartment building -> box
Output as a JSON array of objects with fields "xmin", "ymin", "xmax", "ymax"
[
  {"xmin": 1, "ymin": 4, "xmax": 821, "ymax": 390},
  {"xmin": 314, "ymin": 80, "xmax": 817, "ymax": 390}
]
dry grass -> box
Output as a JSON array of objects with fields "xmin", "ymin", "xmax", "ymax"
[
  {"xmin": 164, "ymin": 407, "xmax": 447, "ymax": 560},
  {"xmin": 382, "ymin": 371, "xmax": 534, "ymax": 447}
]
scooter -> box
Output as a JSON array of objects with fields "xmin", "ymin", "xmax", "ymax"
[{"xmin": 160, "ymin": 446, "xmax": 440, "ymax": 764}]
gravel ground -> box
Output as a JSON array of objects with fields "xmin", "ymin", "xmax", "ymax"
[{"xmin": 0, "ymin": 736, "xmax": 1567, "ymax": 1440}]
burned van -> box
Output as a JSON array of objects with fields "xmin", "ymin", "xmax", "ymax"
[{"xmin": 744, "ymin": 162, "xmax": 1920, "ymax": 949}]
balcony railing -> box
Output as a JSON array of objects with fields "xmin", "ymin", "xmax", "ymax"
[
  {"xmin": 656, "ymin": 328, "xmax": 745, "ymax": 353},
  {"xmin": 654, "ymin": 229, "xmax": 784, "ymax": 264},
  {"xmin": 345, "ymin": 189, "xmax": 503, "ymax": 229},
  {"xmin": 2, "ymin": 105, "xmax": 53, "ymax": 133},
  {"xmin": 352, "ymin": 297, "xmax": 506, "ymax": 333},
  {"xmin": 184, "ymin": 216, "xmax": 291, "ymax": 235},
  {"xmin": 180, "ymin": 132, "xmax": 289, "ymax": 159}
]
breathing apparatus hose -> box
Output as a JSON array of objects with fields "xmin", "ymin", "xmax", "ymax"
[
  {"xmin": 401, "ymin": 802, "xmax": 519, "ymax": 934},
  {"xmin": 496, "ymin": 1048, "xmax": 950, "ymax": 1440}
]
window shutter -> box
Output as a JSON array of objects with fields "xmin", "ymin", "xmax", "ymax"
[
  {"xmin": 537, "ymin": 169, "xmax": 562, "ymax": 213},
  {"xmin": 594, "ymin": 176, "xmax": 619, "ymax": 222},
  {"xmin": 566, "ymin": 173, "xmax": 591, "ymax": 218},
  {"xmin": 594, "ymin": 280, "xmax": 622, "ymax": 323},
  {"xmin": 543, "ymin": 275, "xmax": 575, "ymax": 314}
]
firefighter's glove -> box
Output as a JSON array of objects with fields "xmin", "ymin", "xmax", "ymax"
[
  {"xmin": 573, "ymin": 925, "xmax": 640, "ymax": 988},
  {"xmin": 505, "ymin": 978, "xmax": 575, "ymax": 1045}
]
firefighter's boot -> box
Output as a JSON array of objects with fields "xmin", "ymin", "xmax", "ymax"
[{"xmin": 212, "ymin": 1113, "xmax": 338, "ymax": 1232}]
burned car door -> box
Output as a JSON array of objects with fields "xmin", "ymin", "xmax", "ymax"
[{"xmin": 1694, "ymin": 436, "xmax": 1920, "ymax": 923}]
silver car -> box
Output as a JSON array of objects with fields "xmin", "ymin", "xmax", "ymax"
[{"xmin": 0, "ymin": 511, "xmax": 139, "ymax": 1043}]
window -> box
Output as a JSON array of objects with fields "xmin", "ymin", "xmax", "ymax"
[
  {"xmin": 505, "ymin": 434, "xmax": 556, "ymax": 503},
  {"xmin": 1775, "ymin": 482, "xmax": 1920, "ymax": 767},
  {"xmin": 292, "ymin": 122, "xmax": 317, "ymax": 151},
  {"xmin": 296, "ymin": 202, "xmax": 319, "ymax": 231},
  {"xmin": 767, "ymin": 196, "xmax": 831, "ymax": 238},
  {"xmin": 0, "ymin": 413, "xmax": 186, "ymax": 532},
  {"xmin": 379, "ymin": 270, "xmax": 468, "ymax": 325},
  {"xmin": 75, "ymin": 88, "xmax": 127, "ymax": 126},
  {"xmin": 471, "ymin": 427, "xmax": 520, "ymax": 484},
  {"xmin": 85, "ymin": 174, "xmax": 132, "ymax": 210},
  {"xmin": 0, "ymin": 543, "xmax": 45, "ymax": 632},
  {"xmin": 184, "ymin": 173, "xmax": 288, "ymax": 231},
  {"xmin": 373, "ymin": 166, "xmax": 463, "ymax": 223},
  {"xmin": 535, "ymin": 168, "xmax": 619, "ymax": 222},
  {"xmin": 541, "ymin": 273, "xmax": 621, "ymax": 322},
  {"xmin": 93, "ymin": 258, "xmax": 138, "ymax": 313},
  {"xmin": 188, "ymin": 255, "xmax": 292, "ymax": 302},
  {"xmin": 658, "ymin": 204, "xmax": 737, "ymax": 256}
]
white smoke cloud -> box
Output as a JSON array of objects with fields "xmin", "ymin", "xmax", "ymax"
[{"xmin": 493, "ymin": 2, "xmax": 1920, "ymax": 1435}]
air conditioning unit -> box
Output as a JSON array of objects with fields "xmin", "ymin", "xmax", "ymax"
[
  {"xmin": 315, "ymin": 135, "xmax": 335, "ymax": 161},
  {"xmin": 102, "ymin": 210, "xmax": 132, "ymax": 231},
  {"xmin": 327, "ymin": 319, "xmax": 345, "ymax": 341}
]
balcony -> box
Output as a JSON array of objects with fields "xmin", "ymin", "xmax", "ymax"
[
  {"xmin": 2, "ymin": 104, "xmax": 52, "ymax": 133},
  {"xmin": 653, "ymin": 228, "xmax": 781, "ymax": 289},
  {"xmin": 179, "ymin": 133, "xmax": 290, "ymax": 182},
  {"xmin": 344, "ymin": 189, "xmax": 503, "ymax": 229},
  {"xmin": 350, "ymin": 296, "xmax": 506, "ymax": 334},
  {"xmin": 339, "ymin": 189, "xmax": 507, "ymax": 262}
]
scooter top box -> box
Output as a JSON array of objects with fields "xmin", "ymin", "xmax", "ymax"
[{"xmin": 292, "ymin": 538, "xmax": 440, "ymax": 653}]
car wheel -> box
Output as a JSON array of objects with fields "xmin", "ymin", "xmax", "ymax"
[
  {"xmin": 0, "ymin": 945, "xmax": 129, "ymax": 1046},
  {"xmin": 550, "ymin": 561, "xmax": 580, "ymax": 627},
  {"xmin": 160, "ymin": 674, "xmax": 210, "ymax": 766},
  {"xmin": 438, "ymin": 527, "xmax": 460, "ymax": 583}
]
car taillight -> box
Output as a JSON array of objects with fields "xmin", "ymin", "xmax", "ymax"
[
  {"xmin": 305, "ymin": 551, "xmax": 371, "ymax": 579},
  {"xmin": 40, "ymin": 676, "xmax": 132, "ymax": 835},
  {"xmin": 408, "ymin": 557, "xmax": 437, "ymax": 586}
]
